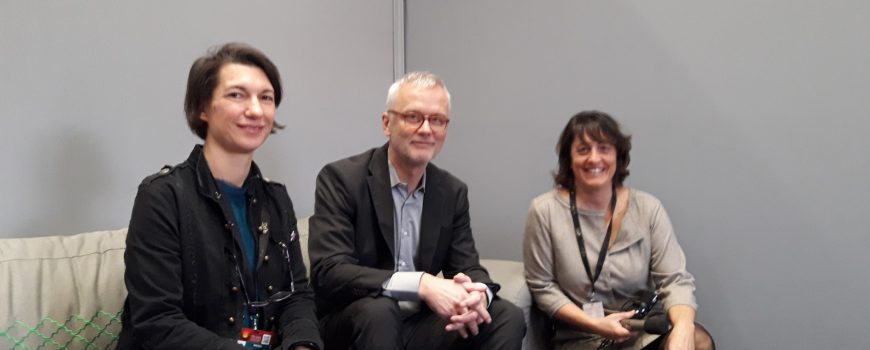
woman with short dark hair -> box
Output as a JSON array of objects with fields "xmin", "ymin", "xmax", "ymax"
[{"xmin": 119, "ymin": 43, "xmax": 321, "ymax": 350}]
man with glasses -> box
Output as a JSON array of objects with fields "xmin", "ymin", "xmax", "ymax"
[{"xmin": 309, "ymin": 71, "xmax": 525, "ymax": 349}]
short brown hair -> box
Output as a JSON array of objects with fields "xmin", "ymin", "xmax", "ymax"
[
  {"xmin": 184, "ymin": 42, "xmax": 284, "ymax": 140},
  {"xmin": 553, "ymin": 110, "xmax": 632, "ymax": 189}
]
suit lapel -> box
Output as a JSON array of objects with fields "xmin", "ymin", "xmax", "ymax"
[
  {"xmin": 367, "ymin": 145, "xmax": 396, "ymax": 257},
  {"xmin": 417, "ymin": 165, "xmax": 443, "ymax": 272}
]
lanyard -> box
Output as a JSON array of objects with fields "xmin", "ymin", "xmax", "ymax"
[
  {"xmin": 232, "ymin": 205, "xmax": 271, "ymax": 330},
  {"xmin": 234, "ymin": 263, "xmax": 260, "ymax": 329},
  {"xmin": 568, "ymin": 184, "xmax": 617, "ymax": 299},
  {"xmin": 234, "ymin": 215, "xmax": 298, "ymax": 330}
]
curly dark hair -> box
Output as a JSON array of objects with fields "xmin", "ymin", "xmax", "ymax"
[
  {"xmin": 183, "ymin": 42, "xmax": 284, "ymax": 140},
  {"xmin": 553, "ymin": 110, "xmax": 632, "ymax": 189}
]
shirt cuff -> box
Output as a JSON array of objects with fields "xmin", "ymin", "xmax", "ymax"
[
  {"xmin": 381, "ymin": 271, "xmax": 425, "ymax": 301},
  {"xmin": 485, "ymin": 285, "xmax": 493, "ymax": 309}
]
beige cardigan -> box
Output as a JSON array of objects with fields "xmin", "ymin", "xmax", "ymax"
[{"xmin": 523, "ymin": 188, "xmax": 697, "ymax": 349}]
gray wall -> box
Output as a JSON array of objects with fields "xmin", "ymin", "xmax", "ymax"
[
  {"xmin": 3, "ymin": 1, "xmax": 870, "ymax": 348},
  {"xmin": 406, "ymin": 1, "xmax": 870, "ymax": 349},
  {"xmin": 1, "ymin": 1, "xmax": 395, "ymax": 237}
]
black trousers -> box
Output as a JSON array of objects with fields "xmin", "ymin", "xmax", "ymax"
[{"xmin": 320, "ymin": 296, "xmax": 526, "ymax": 350}]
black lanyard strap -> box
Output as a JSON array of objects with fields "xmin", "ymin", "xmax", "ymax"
[{"xmin": 569, "ymin": 184, "xmax": 617, "ymax": 297}]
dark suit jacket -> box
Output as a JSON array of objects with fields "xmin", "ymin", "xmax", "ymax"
[{"xmin": 309, "ymin": 144, "xmax": 498, "ymax": 314}]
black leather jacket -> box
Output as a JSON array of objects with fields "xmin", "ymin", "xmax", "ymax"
[{"xmin": 119, "ymin": 145, "xmax": 321, "ymax": 350}]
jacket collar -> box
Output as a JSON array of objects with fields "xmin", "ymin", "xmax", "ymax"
[
  {"xmin": 188, "ymin": 144, "xmax": 269, "ymax": 281},
  {"xmin": 417, "ymin": 162, "xmax": 443, "ymax": 271},
  {"xmin": 367, "ymin": 144, "xmax": 396, "ymax": 257},
  {"xmin": 188, "ymin": 144, "xmax": 262, "ymax": 201},
  {"xmin": 366, "ymin": 143, "xmax": 445, "ymax": 272}
]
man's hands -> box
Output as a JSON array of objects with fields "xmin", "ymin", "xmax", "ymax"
[
  {"xmin": 419, "ymin": 273, "xmax": 469, "ymax": 319},
  {"xmin": 418, "ymin": 273, "xmax": 492, "ymax": 338},
  {"xmin": 446, "ymin": 273, "xmax": 492, "ymax": 338}
]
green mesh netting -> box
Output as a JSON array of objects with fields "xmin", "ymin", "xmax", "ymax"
[{"xmin": 0, "ymin": 310, "xmax": 121, "ymax": 350}]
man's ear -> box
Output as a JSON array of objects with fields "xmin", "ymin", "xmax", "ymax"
[{"xmin": 382, "ymin": 112, "xmax": 391, "ymax": 137}]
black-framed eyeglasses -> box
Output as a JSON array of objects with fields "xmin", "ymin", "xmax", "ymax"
[
  {"xmin": 248, "ymin": 290, "xmax": 293, "ymax": 308},
  {"xmin": 388, "ymin": 110, "xmax": 450, "ymax": 131},
  {"xmin": 237, "ymin": 240, "xmax": 297, "ymax": 310}
]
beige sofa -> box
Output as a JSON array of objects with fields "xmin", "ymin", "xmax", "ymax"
[{"xmin": 0, "ymin": 219, "xmax": 547, "ymax": 349}]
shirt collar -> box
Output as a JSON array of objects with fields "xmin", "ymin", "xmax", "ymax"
[{"xmin": 388, "ymin": 157, "xmax": 426, "ymax": 194}]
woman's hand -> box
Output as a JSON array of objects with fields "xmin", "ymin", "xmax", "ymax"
[
  {"xmin": 664, "ymin": 321, "xmax": 695, "ymax": 350},
  {"xmin": 664, "ymin": 304, "xmax": 698, "ymax": 350},
  {"xmin": 593, "ymin": 310, "xmax": 636, "ymax": 342}
]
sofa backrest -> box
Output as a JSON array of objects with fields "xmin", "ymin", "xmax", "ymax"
[
  {"xmin": 297, "ymin": 216, "xmax": 311, "ymax": 270},
  {"xmin": 0, "ymin": 228, "xmax": 127, "ymax": 349}
]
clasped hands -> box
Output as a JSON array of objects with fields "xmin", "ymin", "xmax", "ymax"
[{"xmin": 418, "ymin": 272, "xmax": 492, "ymax": 339}]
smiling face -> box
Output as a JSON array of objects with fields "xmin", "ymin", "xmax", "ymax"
[
  {"xmin": 200, "ymin": 63, "xmax": 276, "ymax": 156},
  {"xmin": 571, "ymin": 133, "xmax": 617, "ymax": 192},
  {"xmin": 382, "ymin": 83, "xmax": 450, "ymax": 171}
]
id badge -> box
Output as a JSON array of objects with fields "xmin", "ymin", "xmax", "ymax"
[
  {"xmin": 237, "ymin": 328, "xmax": 274, "ymax": 349},
  {"xmin": 582, "ymin": 301, "xmax": 605, "ymax": 319}
]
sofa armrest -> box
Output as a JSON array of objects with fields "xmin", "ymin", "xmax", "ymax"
[{"xmin": 0, "ymin": 228, "xmax": 128, "ymax": 349}]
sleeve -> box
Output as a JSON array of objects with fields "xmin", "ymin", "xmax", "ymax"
[
  {"xmin": 277, "ymin": 203, "xmax": 323, "ymax": 350},
  {"xmin": 308, "ymin": 165, "xmax": 395, "ymax": 303},
  {"xmin": 646, "ymin": 198, "xmax": 698, "ymax": 312},
  {"xmin": 522, "ymin": 198, "xmax": 574, "ymax": 317},
  {"xmin": 440, "ymin": 183, "xmax": 497, "ymax": 292},
  {"xmin": 124, "ymin": 183, "xmax": 243, "ymax": 350},
  {"xmin": 382, "ymin": 271, "xmax": 426, "ymax": 300}
]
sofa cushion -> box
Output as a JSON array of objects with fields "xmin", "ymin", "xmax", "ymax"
[
  {"xmin": 0, "ymin": 228, "xmax": 127, "ymax": 349},
  {"xmin": 481, "ymin": 259, "xmax": 550, "ymax": 350}
]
